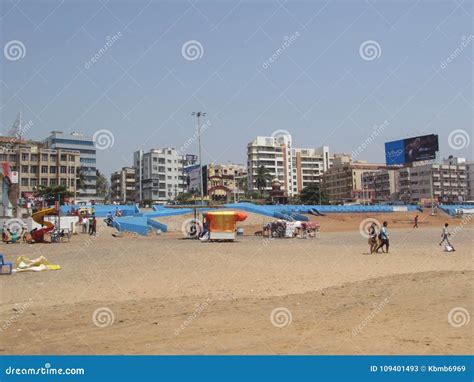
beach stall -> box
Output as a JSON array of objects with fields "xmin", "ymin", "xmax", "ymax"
[{"xmin": 204, "ymin": 211, "xmax": 247, "ymax": 241}]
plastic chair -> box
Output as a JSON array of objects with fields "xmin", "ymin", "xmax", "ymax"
[{"xmin": 0, "ymin": 254, "xmax": 13, "ymax": 275}]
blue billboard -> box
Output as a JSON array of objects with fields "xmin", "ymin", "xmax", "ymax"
[
  {"xmin": 385, "ymin": 134, "xmax": 439, "ymax": 165},
  {"xmin": 385, "ymin": 139, "xmax": 405, "ymax": 165}
]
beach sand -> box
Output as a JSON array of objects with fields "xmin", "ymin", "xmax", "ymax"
[{"xmin": 0, "ymin": 211, "xmax": 472, "ymax": 354}]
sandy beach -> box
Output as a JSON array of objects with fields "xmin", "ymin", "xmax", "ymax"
[{"xmin": 0, "ymin": 211, "xmax": 472, "ymax": 355}]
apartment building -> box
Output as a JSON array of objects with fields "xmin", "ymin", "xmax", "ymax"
[
  {"xmin": 206, "ymin": 163, "xmax": 247, "ymax": 201},
  {"xmin": 111, "ymin": 167, "xmax": 136, "ymax": 204},
  {"xmin": 247, "ymin": 135, "xmax": 332, "ymax": 197},
  {"xmin": 44, "ymin": 131, "xmax": 96, "ymax": 201},
  {"xmin": 322, "ymin": 154, "xmax": 389, "ymax": 204},
  {"xmin": 293, "ymin": 147, "xmax": 331, "ymax": 193},
  {"xmin": 134, "ymin": 148, "xmax": 186, "ymax": 204},
  {"xmin": 0, "ymin": 137, "xmax": 80, "ymax": 201},
  {"xmin": 398, "ymin": 157, "xmax": 468, "ymax": 204},
  {"xmin": 361, "ymin": 169, "xmax": 400, "ymax": 203}
]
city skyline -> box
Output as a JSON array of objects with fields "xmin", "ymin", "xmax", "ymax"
[{"xmin": 1, "ymin": 0, "xmax": 472, "ymax": 178}]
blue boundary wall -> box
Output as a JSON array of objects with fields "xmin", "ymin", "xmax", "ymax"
[
  {"xmin": 439, "ymin": 204, "xmax": 474, "ymax": 216},
  {"xmin": 60, "ymin": 204, "xmax": 139, "ymax": 217},
  {"xmin": 223, "ymin": 202, "xmax": 420, "ymax": 218}
]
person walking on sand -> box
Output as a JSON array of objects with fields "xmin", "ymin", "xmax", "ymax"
[
  {"xmin": 368, "ymin": 223, "xmax": 378, "ymax": 254},
  {"xmin": 413, "ymin": 214, "xmax": 419, "ymax": 228},
  {"xmin": 439, "ymin": 223, "xmax": 454, "ymax": 250},
  {"xmin": 376, "ymin": 221, "xmax": 390, "ymax": 253}
]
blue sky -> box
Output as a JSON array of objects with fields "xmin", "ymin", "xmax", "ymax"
[{"xmin": 1, "ymin": 0, "xmax": 473, "ymax": 176}]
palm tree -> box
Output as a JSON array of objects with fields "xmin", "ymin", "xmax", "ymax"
[
  {"xmin": 75, "ymin": 166, "xmax": 87, "ymax": 202},
  {"xmin": 254, "ymin": 165, "xmax": 273, "ymax": 197}
]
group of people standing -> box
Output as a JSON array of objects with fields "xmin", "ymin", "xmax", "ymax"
[
  {"xmin": 368, "ymin": 221, "xmax": 390, "ymax": 254},
  {"xmin": 367, "ymin": 215, "xmax": 456, "ymax": 254},
  {"xmin": 81, "ymin": 215, "xmax": 97, "ymax": 236}
]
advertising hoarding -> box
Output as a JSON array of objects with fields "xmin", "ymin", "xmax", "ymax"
[{"xmin": 385, "ymin": 134, "xmax": 439, "ymax": 165}]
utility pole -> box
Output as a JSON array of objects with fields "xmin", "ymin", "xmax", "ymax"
[{"xmin": 192, "ymin": 112, "xmax": 206, "ymax": 205}]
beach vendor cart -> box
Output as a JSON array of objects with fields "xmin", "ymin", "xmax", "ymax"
[{"xmin": 203, "ymin": 211, "xmax": 247, "ymax": 241}]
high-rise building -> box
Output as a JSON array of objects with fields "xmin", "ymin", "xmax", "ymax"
[
  {"xmin": 467, "ymin": 161, "xmax": 474, "ymax": 201},
  {"xmin": 247, "ymin": 135, "xmax": 332, "ymax": 197},
  {"xmin": 44, "ymin": 131, "xmax": 96, "ymax": 202},
  {"xmin": 111, "ymin": 167, "xmax": 136, "ymax": 204},
  {"xmin": 398, "ymin": 157, "xmax": 468, "ymax": 204},
  {"xmin": 322, "ymin": 154, "xmax": 389, "ymax": 204},
  {"xmin": 134, "ymin": 148, "xmax": 186, "ymax": 204}
]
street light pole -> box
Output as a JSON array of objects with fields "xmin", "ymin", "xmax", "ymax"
[{"xmin": 192, "ymin": 111, "xmax": 206, "ymax": 205}]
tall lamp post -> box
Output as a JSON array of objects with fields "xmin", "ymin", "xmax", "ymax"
[{"xmin": 192, "ymin": 111, "xmax": 206, "ymax": 205}]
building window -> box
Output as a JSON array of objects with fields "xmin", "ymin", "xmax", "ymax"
[
  {"xmin": 31, "ymin": 154, "xmax": 38, "ymax": 161},
  {"xmin": 50, "ymin": 166, "xmax": 57, "ymax": 174},
  {"xmin": 9, "ymin": 154, "xmax": 17, "ymax": 162},
  {"xmin": 41, "ymin": 166, "xmax": 48, "ymax": 174},
  {"xmin": 21, "ymin": 165, "xmax": 29, "ymax": 173},
  {"xmin": 50, "ymin": 155, "xmax": 57, "ymax": 162},
  {"xmin": 41, "ymin": 178, "xmax": 48, "ymax": 186},
  {"xmin": 69, "ymin": 155, "xmax": 75, "ymax": 162},
  {"xmin": 61, "ymin": 166, "xmax": 67, "ymax": 173},
  {"xmin": 0, "ymin": 154, "xmax": 6, "ymax": 161},
  {"xmin": 21, "ymin": 153, "xmax": 29, "ymax": 161},
  {"xmin": 60, "ymin": 179, "xmax": 67, "ymax": 186},
  {"xmin": 21, "ymin": 178, "xmax": 28, "ymax": 187},
  {"xmin": 60, "ymin": 154, "xmax": 67, "ymax": 161},
  {"xmin": 50, "ymin": 179, "xmax": 57, "ymax": 186},
  {"xmin": 69, "ymin": 166, "xmax": 75, "ymax": 174},
  {"xmin": 42, "ymin": 154, "xmax": 48, "ymax": 161},
  {"xmin": 30, "ymin": 178, "xmax": 38, "ymax": 187}
]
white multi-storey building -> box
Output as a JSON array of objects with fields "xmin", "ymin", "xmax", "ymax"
[
  {"xmin": 134, "ymin": 148, "xmax": 186, "ymax": 204},
  {"xmin": 247, "ymin": 135, "xmax": 332, "ymax": 197},
  {"xmin": 398, "ymin": 157, "xmax": 468, "ymax": 204}
]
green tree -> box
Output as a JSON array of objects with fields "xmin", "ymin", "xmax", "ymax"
[
  {"xmin": 254, "ymin": 165, "xmax": 273, "ymax": 197},
  {"xmin": 299, "ymin": 182, "xmax": 328, "ymax": 205},
  {"xmin": 96, "ymin": 170, "xmax": 110, "ymax": 199},
  {"xmin": 76, "ymin": 166, "xmax": 86, "ymax": 191},
  {"xmin": 34, "ymin": 185, "xmax": 73, "ymax": 206}
]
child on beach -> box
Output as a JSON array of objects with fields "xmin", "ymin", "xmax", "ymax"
[
  {"xmin": 368, "ymin": 223, "xmax": 378, "ymax": 254},
  {"xmin": 376, "ymin": 221, "xmax": 390, "ymax": 254},
  {"xmin": 413, "ymin": 214, "xmax": 419, "ymax": 228}
]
